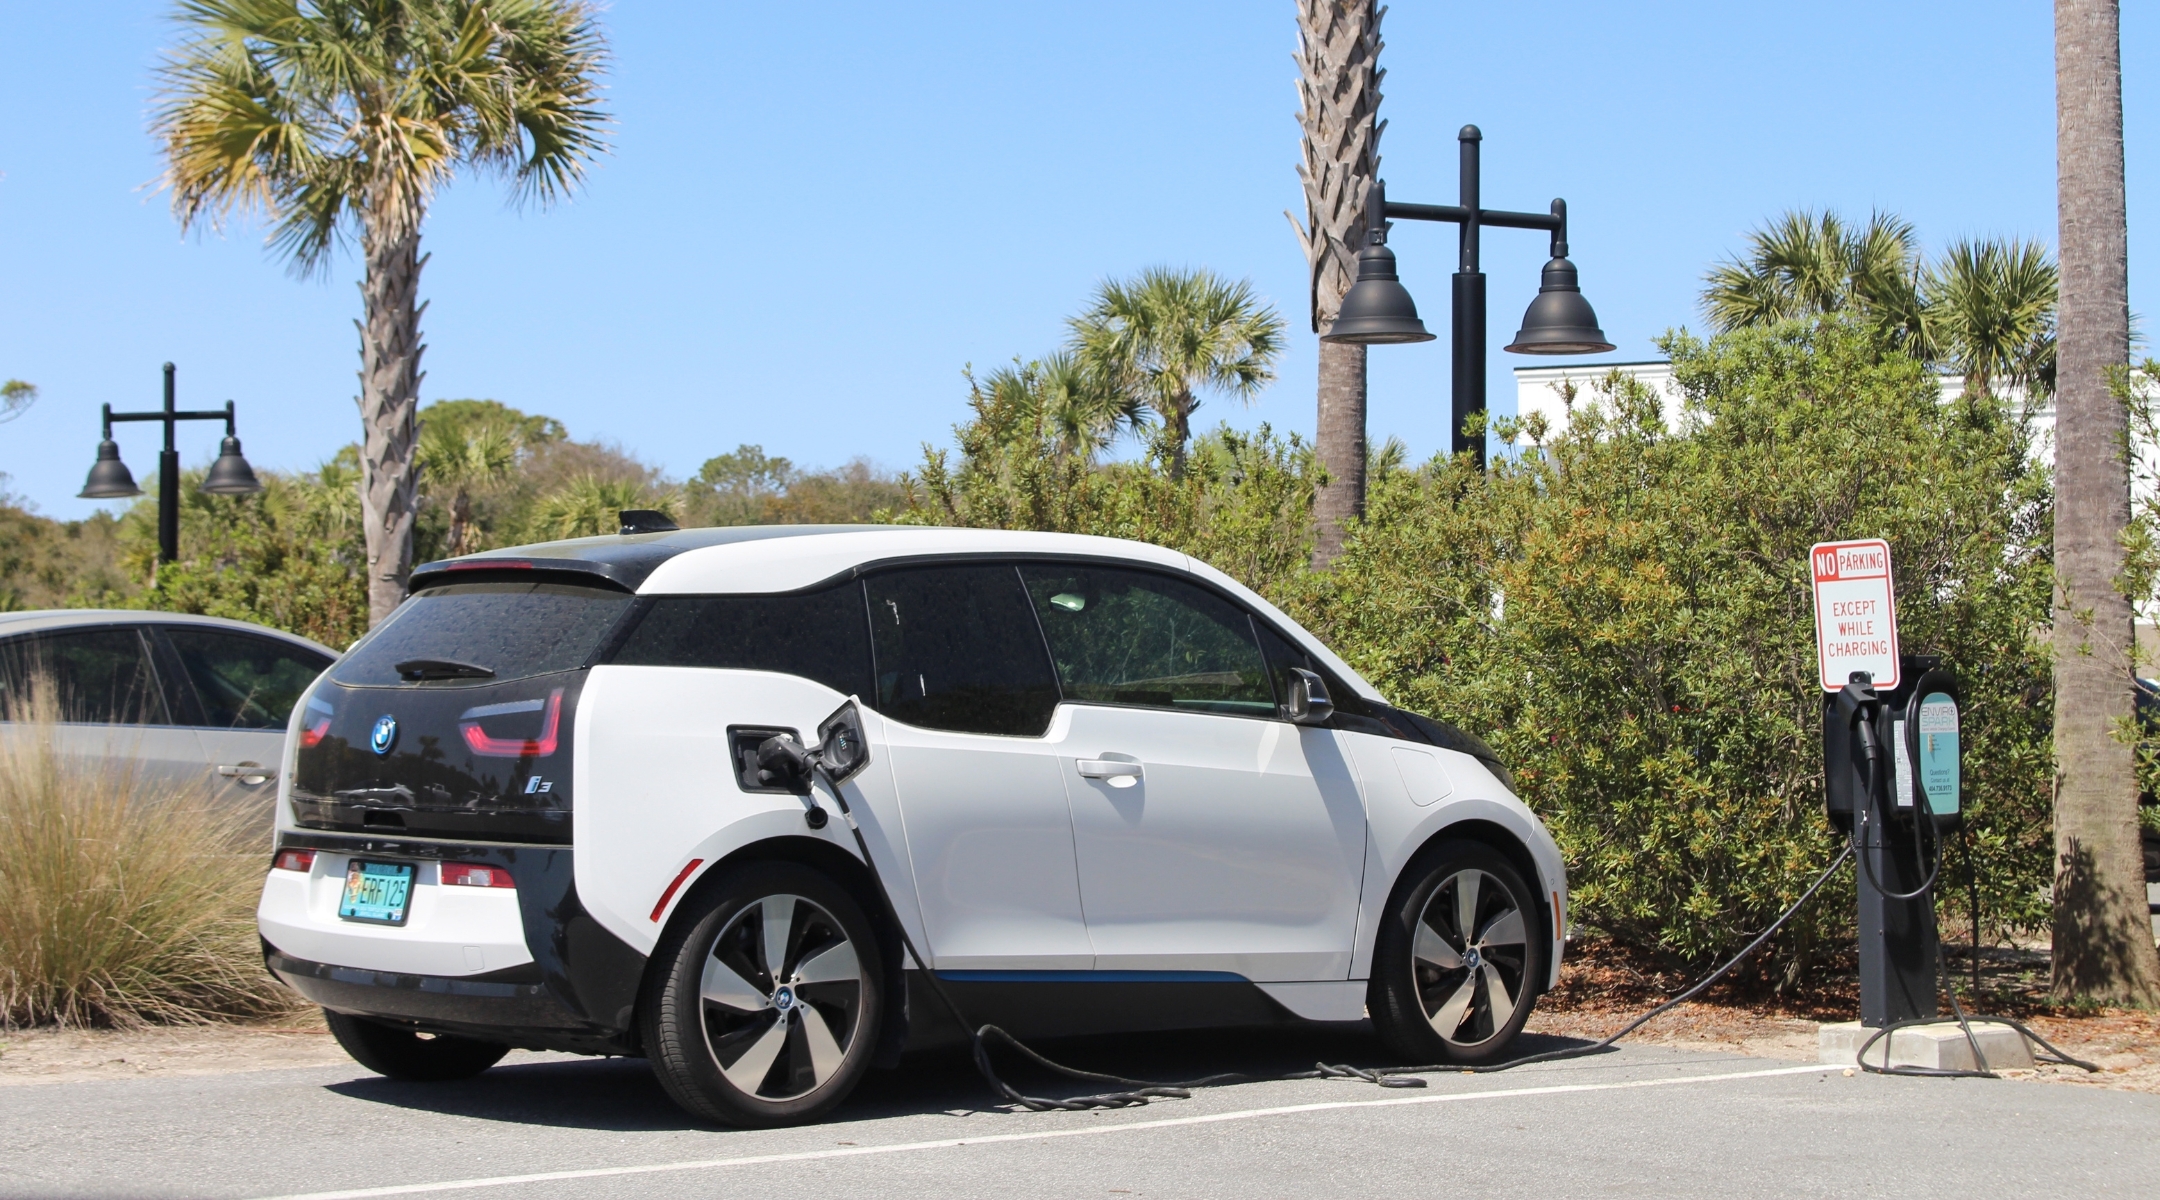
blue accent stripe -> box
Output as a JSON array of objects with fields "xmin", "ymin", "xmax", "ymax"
[{"xmin": 932, "ymin": 970, "xmax": 1249, "ymax": 984}]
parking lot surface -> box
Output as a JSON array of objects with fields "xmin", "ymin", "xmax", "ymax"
[{"xmin": 3, "ymin": 1027, "xmax": 2155, "ymax": 1199}]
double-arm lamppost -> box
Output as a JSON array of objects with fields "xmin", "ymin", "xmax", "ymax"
[
  {"xmin": 1322, "ymin": 125, "xmax": 1615, "ymax": 467},
  {"xmin": 79, "ymin": 362, "xmax": 263, "ymax": 564}
]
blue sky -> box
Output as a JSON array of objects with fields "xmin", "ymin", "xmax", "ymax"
[{"xmin": 1, "ymin": 1, "xmax": 2151, "ymax": 520}]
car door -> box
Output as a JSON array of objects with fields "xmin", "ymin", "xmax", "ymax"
[
  {"xmin": 0, "ymin": 626, "xmax": 207, "ymax": 788},
  {"xmin": 1021, "ymin": 565, "xmax": 1367, "ymax": 982},
  {"xmin": 864, "ymin": 564, "xmax": 1094, "ymax": 971},
  {"xmin": 155, "ymin": 625, "xmax": 333, "ymax": 799}
]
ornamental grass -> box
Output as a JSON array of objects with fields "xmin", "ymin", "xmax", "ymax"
[{"xmin": 0, "ymin": 687, "xmax": 298, "ymax": 1027}]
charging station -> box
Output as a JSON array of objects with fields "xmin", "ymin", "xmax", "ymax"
[{"xmin": 1824, "ymin": 655, "xmax": 1960, "ymax": 1024}]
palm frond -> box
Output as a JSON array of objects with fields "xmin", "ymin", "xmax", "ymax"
[{"xmin": 153, "ymin": 0, "xmax": 610, "ymax": 272}]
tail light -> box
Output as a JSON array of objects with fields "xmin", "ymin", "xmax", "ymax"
[
  {"xmin": 299, "ymin": 696, "xmax": 334, "ymax": 747},
  {"xmin": 459, "ymin": 689, "xmax": 563, "ymax": 758},
  {"xmin": 273, "ymin": 849, "xmax": 316, "ymax": 872},
  {"xmin": 442, "ymin": 862, "xmax": 515, "ymax": 888}
]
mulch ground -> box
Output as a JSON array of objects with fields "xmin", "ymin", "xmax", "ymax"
[{"xmin": 1525, "ymin": 936, "xmax": 2160, "ymax": 1093}]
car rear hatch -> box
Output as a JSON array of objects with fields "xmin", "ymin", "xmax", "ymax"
[{"xmin": 290, "ymin": 575, "xmax": 641, "ymax": 843}]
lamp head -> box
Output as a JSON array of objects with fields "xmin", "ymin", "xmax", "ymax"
[
  {"xmin": 200, "ymin": 435, "xmax": 264, "ymax": 496},
  {"xmin": 1505, "ymin": 257, "xmax": 1617, "ymax": 355},
  {"xmin": 1322, "ymin": 238, "xmax": 1437, "ymax": 345},
  {"xmin": 79, "ymin": 439, "xmax": 142, "ymax": 499}
]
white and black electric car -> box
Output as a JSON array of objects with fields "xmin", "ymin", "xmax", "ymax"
[{"xmin": 259, "ymin": 525, "xmax": 1566, "ymax": 1126}]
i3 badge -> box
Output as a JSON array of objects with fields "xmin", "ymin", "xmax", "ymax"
[{"xmin": 370, "ymin": 715, "xmax": 399, "ymax": 756}]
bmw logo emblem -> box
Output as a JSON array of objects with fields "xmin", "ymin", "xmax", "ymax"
[
  {"xmin": 370, "ymin": 715, "xmax": 399, "ymax": 756},
  {"xmin": 773, "ymin": 986, "xmax": 795, "ymax": 1012}
]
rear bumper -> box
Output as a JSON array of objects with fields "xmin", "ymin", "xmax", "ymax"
[{"xmin": 258, "ymin": 831, "xmax": 647, "ymax": 1055}]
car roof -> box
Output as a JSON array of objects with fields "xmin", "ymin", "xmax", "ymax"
[
  {"xmin": 0, "ymin": 609, "xmax": 342, "ymax": 658},
  {"xmin": 423, "ymin": 525, "xmax": 1386, "ymax": 703}
]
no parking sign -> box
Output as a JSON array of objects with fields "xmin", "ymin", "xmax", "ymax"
[{"xmin": 1810, "ymin": 539, "xmax": 1900, "ymax": 692}]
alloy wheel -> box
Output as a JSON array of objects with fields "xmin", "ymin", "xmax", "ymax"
[
  {"xmin": 1409, "ymin": 867, "xmax": 1530, "ymax": 1049},
  {"xmin": 697, "ymin": 892, "xmax": 863, "ymax": 1101}
]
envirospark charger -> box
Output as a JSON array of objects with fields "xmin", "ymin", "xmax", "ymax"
[{"xmin": 1822, "ymin": 654, "xmax": 1962, "ymax": 1026}]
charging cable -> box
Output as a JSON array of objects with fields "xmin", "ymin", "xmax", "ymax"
[{"xmin": 789, "ymin": 740, "xmax": 1834, "ymax": 1108}]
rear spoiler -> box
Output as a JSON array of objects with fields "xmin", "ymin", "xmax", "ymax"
[{"xmin": 408, "ymin": 556, "xmax": 642, "ymax": 595}]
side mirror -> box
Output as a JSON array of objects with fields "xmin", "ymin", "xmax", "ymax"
[
  {"xmin": 815, "ymin": 701, "xmax": 871, "ymax": 782},
  {"xmin": 1282, "ymin": 668, "xmax": 1334, "ymax": 727}
]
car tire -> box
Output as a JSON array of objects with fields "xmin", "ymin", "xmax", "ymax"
[
  {"xmin": 322, "ymin": 1009, "xmax": 510, "ymax": 1081},
  {"xmin": 642, "ymin": 860, "xmax": 884, "ymax": 1128},
  {"xmin": 1369, "ymin": 840, "xmax": 1547, "ymax": 1065}
]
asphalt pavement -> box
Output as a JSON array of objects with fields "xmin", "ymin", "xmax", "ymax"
[{"xmin": 3, "ymin": 1025, "xmax": 2154, "ymax": 1199}]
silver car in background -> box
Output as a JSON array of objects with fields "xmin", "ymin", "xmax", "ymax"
[{"xmin": 0, "ymin": 610, "xmax": 336, "ymax": 796}]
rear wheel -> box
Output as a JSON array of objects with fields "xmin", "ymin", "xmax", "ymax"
[
  {"xmin": 1369, "ymin": 841, "xmax": 1546, "ymax": 1065},
  {"xmin": 642, "ymin": 861, "xmax": 883, "ymax": 1127},
  {"xmin": 323, "ymin": 1010, "xmax": 509, "ymax": 1081}
]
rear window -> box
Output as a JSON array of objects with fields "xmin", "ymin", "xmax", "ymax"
[
  {"xmin": 609, "ymin": 584, "xmax": 873, "ymax": 697},
  {"xmin": 332, "ymin": 581, "xmax": 637, "ymax": 687}
]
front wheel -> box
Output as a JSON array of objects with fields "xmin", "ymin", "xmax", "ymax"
[
  {"xmin": 642, "ymin": 861, "xmax": 884, "ymax": 1127},
  {"xmin": 323, "ymin": 1010, "xmax": 509, "ymax": 1081},
  {"xmin": 1369, "ymin": 841, "xmax": 1547, "ymax": 1065}
]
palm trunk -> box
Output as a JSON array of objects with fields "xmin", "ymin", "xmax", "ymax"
[
  {"xmin": 1312, "ymin": 341, "xmax": 1367, "ymax": 563},
  {"xmin": 358, "ymin": 226, "xmax": 427, "ymax": 626},
  {"xmin": 2049, "ymin": 0, "xmax": 2160, "ymax": 1004},
  {"xmin": 1293, "ymin": 0, "xmax": 1384, "ymax": 569},
  {"xmin": 448, "ymin": 488, "xmax": 473, "ymax": 558},
  {"xmin": 1168, "ymin": 391, "xmax": 1194, "ymax": 481}
]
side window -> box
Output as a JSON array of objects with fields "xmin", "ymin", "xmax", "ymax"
[
  {"xmin": 1021, "ymin": 565, "xmax": 1273, "ymax": 717},
  {"xmin": 0, "ymin": 628, "xmax": 169, "ymax": 725},
  {"xmin": 609, "ymin": 583, "xmax": 873, "ymax": 699},
  {"xmin": 162, "ymin": 628, "xmax": 333, "ymax": 729},
  {"xmin": 865, "ymin": 565, "xmax": 1059, "ymax": 737}
]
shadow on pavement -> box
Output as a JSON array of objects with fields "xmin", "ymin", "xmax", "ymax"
[{"xmin": 321, "ymin": 1023, "xmax": 1604, "ymax": 1133}]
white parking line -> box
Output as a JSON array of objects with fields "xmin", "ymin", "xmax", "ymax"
[{"xmin": 258, "ymin": 1063, "xmax": 1836, "ymax": 1200}]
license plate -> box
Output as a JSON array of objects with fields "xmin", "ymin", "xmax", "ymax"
[{"xmin": 339, "ymin": 860, "xmax": 415, "ymax": 926}]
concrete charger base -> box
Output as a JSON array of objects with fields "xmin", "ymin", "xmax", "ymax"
[{"xmin": 1819, "ymin": 1020, "xmax": 2035, "ymax": 1072}]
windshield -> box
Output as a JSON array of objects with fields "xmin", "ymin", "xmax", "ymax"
[{"xmin": 331, "ymin": 580, "xmax": 637, "ymax": 687}]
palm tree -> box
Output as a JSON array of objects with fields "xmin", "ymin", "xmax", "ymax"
[
  {"xmin": 1921, "ymin": 239, "xmax": 2058, "ymax": 403},
  {"xmin": 416, "ymin": 417, "xmax": 520, "ymax": 556},
  {"xmin": 526, "ymin": 474, "xmax": 679, "ymax": 542},
  {"xmin": 2050, "ymin": 0, "xmax": 2159, "ymax": 1004},
  {"xmin": 1701, "ymin": 209, "xmax": 1925, "ymax": 346},
  {"xmin": 1070, "ymin": 268, "xmax": 1285, "ymax": 480},
  {"xmin": 973, "ymin": 352, "xmax": 1145, "ymax": 462},
  {"xmin": 153, "ymin": 0, "xmax": 609, "ymax": 626},
  {"xmin": 1291, "ymin": 0, "xmax": 1384, "ymax": 567}
]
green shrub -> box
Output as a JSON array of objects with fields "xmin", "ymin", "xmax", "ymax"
[
  {"xmin": 1287, "ymin": 318, "xmax": 2053, "ymax": 980},
  {"xmin": 0, "ymin": 691, "xmax": 298, "ymax": 1027},
  {"xmin": 892, "ymin": 363, "xmax": 1320, "ymax": 594},
  {"xmin": 104, "ymin": 450, "xmax": 369, "ymax": 651}
]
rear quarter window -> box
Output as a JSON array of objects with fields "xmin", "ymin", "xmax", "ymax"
[
  {"xmin": 332, "ymin": 581, "xmax": 637, "ymax": 687},
  {"xmin": 608, "ymin": 584, "xmax": 873, "ymax": 697}
]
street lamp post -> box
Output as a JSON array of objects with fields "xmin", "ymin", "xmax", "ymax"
[
  {"xmin": 1322, "ymin": 125, "xmax": 1616, "ymax": 467},
  {"xmin": 79, "ymin": 362, "xmax": 263, "ymax": 564}
]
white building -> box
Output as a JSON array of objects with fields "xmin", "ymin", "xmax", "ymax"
[{"xmin": 1512, "ymin": 360, "xmax": 2053, "ymax": 446}]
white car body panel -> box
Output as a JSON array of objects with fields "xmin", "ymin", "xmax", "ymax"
[
  {"xmin": 1341, "ymin": 729, "xmax": 1567, "ymax": 990},
  {"xmin": 874, "ymin": 704, "xmax": 1093, "ymax": 971},
  {"xmin": 256, "ymin": 853, "xmax": 533, "ymax": 977},
  {"xmin": 573, "ymin": 665, "xmax": 896, "ymax": 957},
  {"xmin": 1056, "ymin": 704, "xmax": 1365, "ymax": 981}
]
